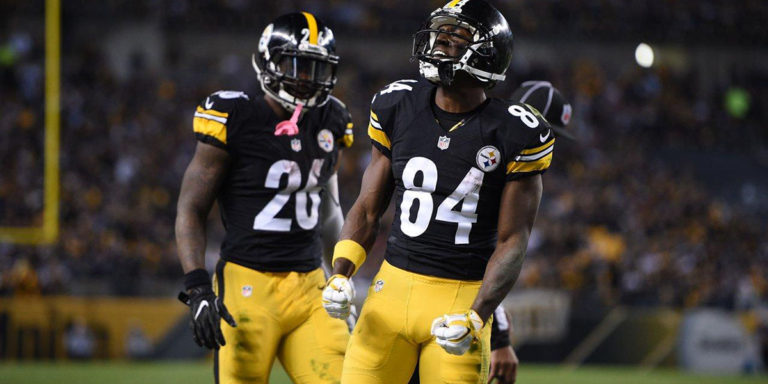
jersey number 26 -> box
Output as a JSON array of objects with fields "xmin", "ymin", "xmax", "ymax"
[{"xmin": 253, "ymin": 159, "xmax": 324, "ymax": 231}]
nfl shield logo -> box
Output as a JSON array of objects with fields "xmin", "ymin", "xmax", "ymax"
[
  {"xmin": 291, "ymin": 138, "xmax": 302, "ymax": 152},
  {"xmin": 374, "ymin": 280, "xmax": 384, "ymax": 293},
  {"xmin": 437, "ymin": 136, "xmax": 451, "ymax": 150},
  {"xmin": 241, "ymin": 285, "xmax": 253, "ymax": 297},
  {"xmin": 561, "ymin": 104, "xmax": 572, "ymax": 126}
]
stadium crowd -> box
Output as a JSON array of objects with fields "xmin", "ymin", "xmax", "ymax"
[{"xmin": 1, "ymin": 2, "xmax": 767, "ymax": 318}]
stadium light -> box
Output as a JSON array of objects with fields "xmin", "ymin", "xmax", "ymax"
[{"xmin": 635, "ymin": 42, "xmax": 654, "ymax": 68}]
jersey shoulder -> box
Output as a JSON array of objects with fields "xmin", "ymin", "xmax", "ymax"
[
  {"xmin": 318, "ymin": 95, "xmax": 354, "ymax": 148},
  {"xmin": 486, "ymin": 98, "xmax": 555, "ymax": 180},
  {"xmin": 368, "ymin": 79, "xmax": 433, "ymax": 156},
  {"xmin": 193, "ymin": 90, "xmax": 252, "ymax": 148},
  {"xmin": 371, "ymin": 79, "xmax": 431, "ymax": 111}
]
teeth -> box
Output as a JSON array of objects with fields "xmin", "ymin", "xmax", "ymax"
[{"xmin": 433, "ymin": 50, "xmax": 447, "ymax": 56}]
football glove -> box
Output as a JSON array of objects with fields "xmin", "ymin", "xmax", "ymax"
[
  {"xmin": 178, "ymin": 285, "xmax": 237, "ymax": 349},
  {"xmin": 322, "ymin": 274, "xmax": 355, "ymax": 319},
  {"xmin": 431, "ymin": 309, "xmax": 484, "ymax": 355}
]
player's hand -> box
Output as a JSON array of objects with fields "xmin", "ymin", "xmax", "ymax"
[
  {"xmin": 431, "ymin": 310, "xmax": 484, "ymax": 355},
  {"xmin": 178, "ymin": 285, "xmax": 237, "ymax": 349},
  {"xmin": 322, "ymin": 274, "xmax": 355, "ymax": 319},
  {"xmin": 488, "ymin": 346, "xmax": 519, "ymax": 384}
]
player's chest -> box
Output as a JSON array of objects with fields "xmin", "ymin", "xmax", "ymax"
[
  {"xmin": 230, "ymin": 122, "xmax": 338, "ymax": 189},
  {"xmin": 390, "ymin": 113, "xmax": 506, "ymax": 193}
]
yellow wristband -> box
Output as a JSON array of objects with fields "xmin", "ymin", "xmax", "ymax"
[{"xmin": 332, "ymin": 239, "xmax": 367, "ymax": 275}]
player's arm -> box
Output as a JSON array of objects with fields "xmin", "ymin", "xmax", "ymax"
[
  {"xmin": 332, "ymin": 147, "xmax": 394, "ymax": 276},
  {"xmin": 471, "ymin": 174, "xmax": 541, "ymax": 322},
  {"xmin": 175, "ymin": 141, "xmax": 237, "ymax": 349},
  {"xmin": 320, "ymin": 149, "xmax": 345, "ymax": 273},
  {"xmin": 320, "ymin": 172, "xmax": 343, "ymax": 271},
  {"xmin": 322, "ymin": 147, "xmax": 394, "ymax": 318},
  {"xmin": 176, "ymin": 142, "xmax": 229, "ymax": 273},
  {"xmin": 432, "ymin": 175, "xmax": 542, "ymax": 356}
]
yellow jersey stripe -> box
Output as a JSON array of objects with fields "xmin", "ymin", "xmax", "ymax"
[
  {"xmin": 370, "ymin": 110, "xmax": 379, "ymax": 122},
  {"xmin": 519, "ymin": 137, "xmax": 555, "ymax": 155},
  {"xmin": 368, "ymin": 123, "xmax": 391, "ymax": 149},
  {"xmin": 193, "ymin": 117, "xmax": 227, "ymax": 144},
  {"xmin": 506, "ymin": 153, "xmax": 552, "ymax": 174},
  {"xmin": 302, "ymin": 12, "xmax": 318, "ymax": 45},
  {"xmin": 196, "ymin": 106, "xmax": 229, "ymax": 118}
]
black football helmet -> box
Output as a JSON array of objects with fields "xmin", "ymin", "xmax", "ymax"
[
  {"xmin": 252, "ymin": 12, "xmax": 339, "ymax": 111},
  {"xmin": 511, "ymin": 81, "xmax": 575, "ymax": 139},
  {"xmin": 412, "ymin": 0, "xmax": 513, "ymax": 88}
]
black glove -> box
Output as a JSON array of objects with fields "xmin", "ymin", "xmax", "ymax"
[{"xmin": 178, "ymin": 270, "xmax": 237, "ymax": 349}]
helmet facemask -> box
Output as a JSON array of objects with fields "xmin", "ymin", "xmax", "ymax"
[{"xmin": 253, "ymin": 31, "xmax": 339, "ymax": 111}]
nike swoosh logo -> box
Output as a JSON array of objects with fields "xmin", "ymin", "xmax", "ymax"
[
  {"xmin": 194, "ymin": 300, "xmax": 209, "ymax": 320},
  {"xmin": 204, "ymin": 97, "xmax": 214, "ymax": 110},
  {"xmin": 540, "ymin": 130, "xmax": 551, "ymax": 143}
]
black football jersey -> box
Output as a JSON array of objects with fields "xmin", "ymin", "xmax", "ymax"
[
  {"xmin": 193, "ymin": 90, "xmax": 353, "ymax": 272},
  {"xmin": 368, "ymin": 80, "xmax": 553, "ymax": 280}
]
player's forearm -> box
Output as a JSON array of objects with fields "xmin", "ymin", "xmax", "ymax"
[
  {"xmin": 471, "ymin": 234, "xmax": 528, "ymax": 322},
  {"xmin": 330, "ymin": 147, "xmax": 393, "ymax": 277},
  {"xmin": 175, "ymin": 208, "xmax": 209, "ymax": 273},
  {"xmin": 331, "ymin": 201, "xmax": 381, "ymax": 277},
  {"xmin": 320, "ymin": 174, "xmax": 344, "ymax": 270}
]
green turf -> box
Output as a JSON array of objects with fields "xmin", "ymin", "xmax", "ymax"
[{"xmin": 0, "ymin": 362, "xmax": 765, "ymax": 384}]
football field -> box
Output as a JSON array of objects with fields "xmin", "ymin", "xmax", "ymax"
[{"xmin": 0, "ymin": 362, "xmax": 765, "ymax": 384}]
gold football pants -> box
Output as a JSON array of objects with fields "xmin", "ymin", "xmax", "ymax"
[
  {"xmin": 341, "ymin": 261, "xmax": 491, "ymax": 384},
  {"xmin": 213, "ymin": 261, "xmax": 349, "ymax": 384}
]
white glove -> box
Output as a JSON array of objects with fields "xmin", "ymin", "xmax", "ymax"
[
  {"xmin": 431, "ymin": 310, "xmax": 484, "ymax": 355},
  {"xmin": 322, "ymin": 274, "xmax": 355, "ymax": 319}
]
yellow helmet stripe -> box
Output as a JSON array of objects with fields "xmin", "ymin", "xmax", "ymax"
[
  {"xmin": 302, "ymin": 12, "xmax": 318, "ymax": 45},
  {"xmin": 446, "ymin": 0, "xmax": 462, "ymax": 8}
]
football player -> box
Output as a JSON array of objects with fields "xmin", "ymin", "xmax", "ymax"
[
  {"xmin": 321, "ymin": 1, "xmax": 554, "ymax": 383},
  {"xmin": 407, "ymin": 82, "xmax": 572, "ymax": 384},
  {"xmin": 175, "ymin": 12, "xmax": 353, "ymax": 384}
]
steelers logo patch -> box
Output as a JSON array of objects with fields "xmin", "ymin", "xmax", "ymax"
[
  {"xmin": 476, "ymin": 146, "xmax": 501, "ymax": 172},
  {"xmin": 317, "ymin": 129, "xmax": 334, "ymax": 152}
]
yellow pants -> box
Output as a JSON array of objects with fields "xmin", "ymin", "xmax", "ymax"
[
  {"xmin": 342, "ymin": 261, "xmax": 491, "ymax": 384},
  {"xmin": 214, "ymin": 261, "xmax": 349, "ymax": 384}
]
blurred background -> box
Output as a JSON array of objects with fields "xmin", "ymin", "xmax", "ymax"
[{"xmin": 1, "ymin": 0, "xmax": 767, "ymax": 382}]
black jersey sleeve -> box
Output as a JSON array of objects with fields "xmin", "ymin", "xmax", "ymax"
[
  {"xmin": 192, "ymin": 90, "xmax": 250, "ymax": 150},
  {"xmin": 325, "ymin": 96, "xmax": 354, "ymax": 149},
  {"xmin": 367, "ymin": 79, "xmax": 419, "ymax": 158},
  {"xmin": 500, "ymin": 103, "xmax": 555, "ymax": 181}
]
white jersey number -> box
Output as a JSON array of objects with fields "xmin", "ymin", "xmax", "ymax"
[
  {"xmin": 400, "ymin": 157, "xmax": 485, "ymax": 244},
  {"xmin": 508, "ymin": 104, "xmax": 539, "ymax": 128},
  {"xmin": 253, "ymin": 159, "xmax": 324, "ymax": 231}
]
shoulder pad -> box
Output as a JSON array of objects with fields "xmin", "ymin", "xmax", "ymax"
[
  {"xmin": 193, "ymin": 90, "xmax": 250, "ymax": 147},
  {"xmin": 199, "ymin": 90, "xmax": 250, "ymax": 114},
  {"xmin": 327, "ymin": 95, "xmax": 348, "ymax": 110},
  {"xmin": 371, "ymin": 79, "xmax": 422, "ymax": 110},
  {"xmin": 494, "ymin": 100, "xmax": 550, "ymax": 131}
]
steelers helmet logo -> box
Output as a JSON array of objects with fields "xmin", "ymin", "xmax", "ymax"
[
  {"xmin": 476, "ymin": 146, "xmax": 500, "ymax": 172},
  {"xmin": 258, "ymin": 24, "xmax": 274, "ymax": 53},
  {"xmin": 317, "ymin": 129, "xmax": 334, "ymax": 152}
]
